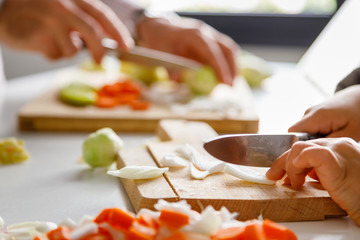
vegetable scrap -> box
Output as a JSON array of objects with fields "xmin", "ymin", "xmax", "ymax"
[
  {"xmin": 107, "ymin": 166, "xmax": 169, "ymax": 180},
  {"xmin": 0, "ymin": 200, "xmax": 297, "ymax": 240},
  {"xmin": 0, "ymin": 138, "xmax": 30, "ymax": 165},
  {"xmin": 82, "ymin": 128, "xmax": 124, "ymax": 168}
]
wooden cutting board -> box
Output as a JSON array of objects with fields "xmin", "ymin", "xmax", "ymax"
[
  {"xmin": 18, "ymin": 70, "xmax": 258, "ymax": 133},
  {"xmin": 117, "ymin": 119, "xmax": 347, "ymax": 222}
]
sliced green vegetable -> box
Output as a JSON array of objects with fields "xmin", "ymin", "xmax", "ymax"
[
  {"xmin": 120, "ymin": 61, "xmax": 169, "ymax": 85},
  {"xmin": 182, "ymin": 66, "xmax": 218, "ymax": 95},
  {"xmin": 59, "ymin": 83, "xmax": 97, "ymax": 106},
  {"xmin": 82, "ymin": 128, "xmax": 124, "ymax": 168}
]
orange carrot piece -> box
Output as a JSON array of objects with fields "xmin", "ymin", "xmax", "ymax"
[
  {"xmin": 100, "ymin": 82, "xmax": 124, "ymax": 96},
  {"xmin": 262, "ymin": 219, "xmax": 297, "ymax": 240},
  {"xmin": 125, "ymin": 221, "xmax": 157, "ymax": 240},
  {"xmin": 116, "ymin": 93, "xmax": 139, "ymax": 105},
  {"xmin": 80, "ymin": 230, "xmax": 112, "ymax": 240},
  {"xmin": 210, "ymin": 226, "xmax": 245, "ymax": 240},
  {"xmin": 46, "ymin": 226, "xmax": 71, "ymax": 240},
  {"xmin": 94, "ymin": 208, "xmax": 136, "ymax": 230},
  {"xmin": 96, "ymin": 96, "xmax": 118, "ymax": 108},
  {"xmin": 130, "ymin": 100, "xmax": 150, "ymax": 110},
  {"xmin": 121, "ymin": 80, "xmax": 141, "ymax": 94},
  {"xmin": 241, "ymin": 221, "xmax": 266, "ymax": 240},
  {"xmin": 158, "ymin": 209, "xmax": 189, "ymax": 229},
  {"xmin": 137, "ymin": 213, "xmax": 160, "ymax": 230}
]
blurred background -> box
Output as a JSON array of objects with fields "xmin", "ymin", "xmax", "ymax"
[{"xmin": 2, "ymin": 0, "xmax": 343, "ymax": 79}]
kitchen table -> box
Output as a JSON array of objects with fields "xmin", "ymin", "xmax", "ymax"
[{"xmin": 0, "ymin": 63, "xmax": 359, "ymax": 239}]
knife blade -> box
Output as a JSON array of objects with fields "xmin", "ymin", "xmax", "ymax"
[
  {"xmin": 102, "ymin": 38, "xmax": 202, "ymax": 71},
  {"xmin": 203, "ymin": 133, "xmax": 321, "ymax": 167}
]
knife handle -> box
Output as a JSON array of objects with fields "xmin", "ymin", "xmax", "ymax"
[{"xmin": 295, "ymin": 132, "xmax": 325, "ymax": 141}]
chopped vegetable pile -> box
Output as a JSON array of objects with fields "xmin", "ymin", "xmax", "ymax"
[
  {"xmin": 0, "ymin": 200, "xmax": 297, "ymax": 240},
  {"xmin": 0, "ymin": 138, "xmax": 30, "ymax": 165}
]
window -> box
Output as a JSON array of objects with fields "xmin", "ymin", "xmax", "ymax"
[{"xmin": 137, "ymin": 0, "xmax": 345, "ymax": 46}]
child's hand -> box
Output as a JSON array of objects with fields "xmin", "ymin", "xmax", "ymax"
[{"xmin": 266, "ymin": 138, "xmax": 360, "ymax": 226}]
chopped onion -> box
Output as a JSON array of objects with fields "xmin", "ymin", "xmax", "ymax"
[
  {"xmin": 70, "ymin": 222, "xmax": 98, "ymax": 240},
  {"xmin": 183, "ymin": 206, "xmax": 222, "ymax": 235},
  {"xmin": 160, "ymin": 154, "xmax": 188, "ymax": 167},
  {"xmin": 224, "ymin": 164, "xmax": 275, "ymax": 185},
  {"xmin": 107, "ymin": 166, "xmax": 169, "ymax": 179},
  {"xmin": 174, "ymin": 144, "xmax": 192, "ymax": 159},
  {"xmin": 186, "ymin": 144, "xmax": 225, "ymax": 174},
  {"xmin": 190, "ymin": 163, "xmax": 210, "ymax": 180}
]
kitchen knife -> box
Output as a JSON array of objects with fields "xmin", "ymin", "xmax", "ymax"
[
  {"xmin": 102, "ymin": 38, "xmax": 202, "ymax": 71},
  {"xmin": 203, "ymin": 133, "xmax": 322, "ymax": 167}
]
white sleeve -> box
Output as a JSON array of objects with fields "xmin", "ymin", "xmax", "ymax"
[{"xmin": 102, "ymin": 0, "xmax": 144, "ymax": 37}]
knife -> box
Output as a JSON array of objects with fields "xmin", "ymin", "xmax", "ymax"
[
  {"xmin": 203, "ymin": 133, "xmax": 322, "ymax": 167},
  {"xmin": 102, "ymin": 38, "xmax": 202, "ymax": 71}
]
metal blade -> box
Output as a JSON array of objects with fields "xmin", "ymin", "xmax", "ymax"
[
  {"xmin": 203, "ymin": 134, "xmax": 298, "ymax": 167},
  {"xmin": 102, "ymin": 38, "xmax": 202, "ymax": 71}
]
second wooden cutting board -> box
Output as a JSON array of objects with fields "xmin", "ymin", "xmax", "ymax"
[{"xmin": 117, "ymin": 119, "xmax": 347, "ymax": 222}]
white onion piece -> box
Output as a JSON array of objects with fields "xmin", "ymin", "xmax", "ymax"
[
  {"xmin": 190, "ymin": 163, "xmax": 210, "ymax": 180},
  {"xmin": 107, "ymin": 166, "xmax": 169, "ymax": 179},
  {"xmin": 174, "ymin": 145, "xmax": 192, "ymax": 159},
  {"xmin": 60, "ymin": 217, "xmax": 78, "ymax": 229},
  {"xmin": 183, "ymin": 206, "xmax": 222, "ymax": 235},
  {"xmin": 160, "ymin": 154, "xmax": 188, "ymax": 167},
  {"xmin": 71, "ymin": 222, "xmax": 98, "ymax": 240},
  {"xmin": 224, "ymin": 164, "xmax": 275, "ymax": 185},
  {"xmin": 186, "ymin": 144, "xmax": 225, "ymax": 174}
]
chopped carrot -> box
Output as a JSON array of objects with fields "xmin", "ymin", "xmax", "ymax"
[
  {"xmin": 130, "ymin": 100, "xmax": 150, "ymax": 110},
  {"xmin": 100, "ymin": 83, "xmax": 123, "ymax": 96},
  {"xmin": 116, "ymin": 93, "xmax": 139, "ymax": 105},
  {"xmin": 137, "ymin": 213, "xmax": 160, "ymax": 229},
  {"xmin": 121, "ymin": 80, "xmax": 141, "ymax": 94},
  {"xmin": 241, "ymin": 221, "xmax": 266, "ymax": 240},
  {"xmin": 210, "ymin": 226, "xmax": 245, "ymax": 240},
  {"xmin": 46, "ymin": 226, "xmax": 71, "ymax": 240},
  {"xmin": 125, "ymin": 221, "xmax": 157, "ymax": 240},
  {"xmin": 158, "ymin": 209, "xmax": 189, "ymax": 229},
  {"xmin": 94, "ymin": 208, "xmax": 136, "ymax": 230},
  {"xmin": 161, "ymin": 231, "xmax": 187, "ymax": 240},
  {"xmin": 262, "ymin": 219, "xmax": 297, "ymax": 240},
  {"xmin": 96, "ymin": 96, "xmax": 118, "ymax": 108}
]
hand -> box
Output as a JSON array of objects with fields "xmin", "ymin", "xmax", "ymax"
[
  {"xmin": 289, "ymin": 85, "xmax": 360, "ymax": 142},
  {"xmin": 136, "ymin": 16, "xmax": 239, "ymax": 85},
  {"xmin": 0, "ymin": 0, "xmax": 134, "ymax": 63},
  {"xmin": 266, "ymin": 138, "xmax": 360, "ymax": 226}
]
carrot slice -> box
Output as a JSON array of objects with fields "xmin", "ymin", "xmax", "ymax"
[
  {"xmin": 116, "ymin": 93, "xmax": 139, "ymax": 105},
  {"xmin": 210, "ymin": 226, "xmax": 245, "ymax": 240},
  {"xmin": 80, "ymin": 229, "xmax": 112, "ymax": 240},
  {"xmin": 121, "ymin": 80, "xmax": 141, "ymax": 94},
  {"xmin": 94, "ymin": 208, "xmax": 136, "ymax": 230},
  {"xmin": 130, "ymin": 100, "xmax": 150, "ymax": 110},
  {"xmin": 137, "ymin": 213, "xmax": 160, "ymax": 229},
  {"xmin": 263, "ymin": 219, "xmax": 297, "ymax": 240},
  {"xmin": 96, "ymin": 96, "xmax": 118, "ymax": 108},
  {"xmin": 46, "ymin": 226, "xmax": 71, "ymax": 240},
  {"xmin": 126, "ymin": 221, "xmax": 157, "ymax": 240},
  {"xmin": 242, "ymin": 221, "xmax": 266, "ymax": 240},
  {"xmin": 158, "ymin": 209, "xmax": 189, "ymax": 229}
]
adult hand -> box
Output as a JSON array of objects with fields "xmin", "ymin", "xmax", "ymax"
[
  {"xmin": 136, "ymin": 16, "xmax": 239, "ymax": 85},
  {"xmin": 266, "ymin": 138, "xmax": 360, "ymax": 226},
  {"xmin": 0, "ymin": 0, "xmax": 134, "ymax": 63},
  {"xmin": 289, "ymin": 85, "xmax": 360, "ymax": 142}
]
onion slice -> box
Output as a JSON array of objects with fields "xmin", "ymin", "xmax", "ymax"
[
  {"xmin": 160, "ymin": 154, "xmax": 188, "ymax": 167},
  {"xmin": 107, "ymin": 166, "xmax": 169, "ymax": 179},
  {"xmin": 224, "ymin": 164, "xmax": 275, "ymax": 185}
]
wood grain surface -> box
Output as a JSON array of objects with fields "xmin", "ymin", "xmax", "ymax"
[{"xmin": 117, "ymin": 119, "xmax": 347, "ymax": 222}]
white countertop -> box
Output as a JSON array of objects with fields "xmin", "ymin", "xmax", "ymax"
[{"xmin": 1, "ymin": 63, "xmax": 359, "ymax": 239}]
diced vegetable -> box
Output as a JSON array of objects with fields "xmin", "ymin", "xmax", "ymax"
[
  {"xmin": 210, "ymin": 226, "xmax": 245, "ymax": 240},
  {"xmin": 0, "ymin": 138, "xmax": 30, "ymax": 165},
  {"xmin": 94, "ymin": 208, "xmax": 135, "ymax": 230},
  {"xmin": 159, "ymin": 209, "xmax": 190, "ymax": 229},
  {"xmin": 262, "ymin": 219, "xmax": 297, "ymax": 240},
  {"xmin": 82, "ymin": 128, "xmax": 124, "ymax": 168}
]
